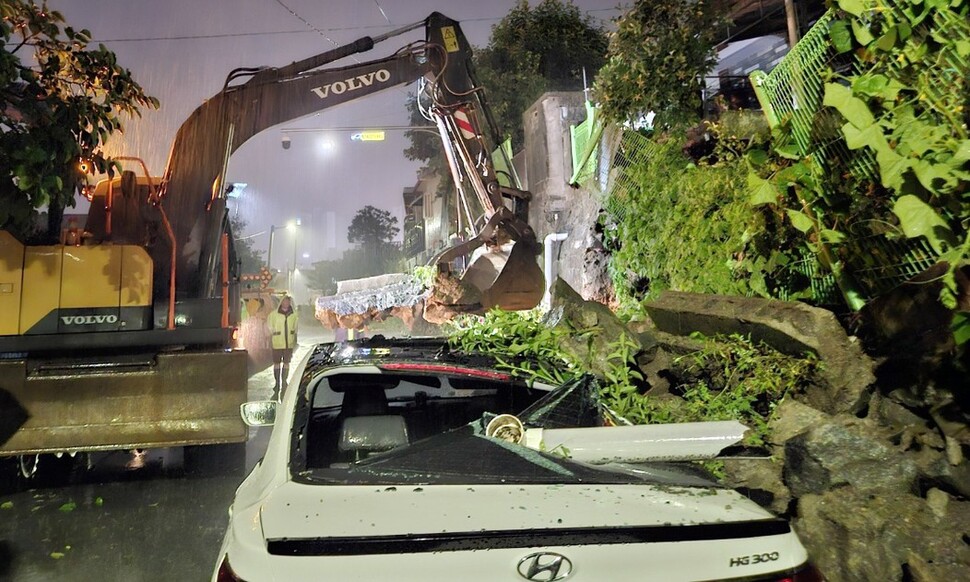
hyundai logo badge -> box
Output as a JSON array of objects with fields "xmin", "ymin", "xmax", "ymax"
[{"xmin": 517, "ymin": 552, "xmax": 573, "ymax": 581}]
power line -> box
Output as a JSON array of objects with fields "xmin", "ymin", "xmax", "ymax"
[
  {"xmin": 81, "ymin": 28, "xmax": 309, "ymax": 43},
  {"xmin": 78, "ymin": 8, "xmax": 622, "ymax": 44},
  {"xmin": 373, "ymin": 0, "xmax": 392, "ymax": 26},
  {"xmin": 272, "ymin": 0, "xmax": 345, "ymax": 50}
]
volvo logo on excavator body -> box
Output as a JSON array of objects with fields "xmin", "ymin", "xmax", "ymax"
[
  {"xmin": 60, "ymin": 314, "xmax": 119, "ymax": 326},
  {"xmin": 311, "ymin": 69, "xmax": 392, "ymax": 99}
]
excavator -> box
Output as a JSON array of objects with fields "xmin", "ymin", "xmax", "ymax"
[{"xmin": 0, "ymin": 13, "xmax": 544, "ymax": 474}]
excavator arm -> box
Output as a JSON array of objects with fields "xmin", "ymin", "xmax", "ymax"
[{"xmin": 111, "ymin": 12, "xmax": 542, "ymax": 316}]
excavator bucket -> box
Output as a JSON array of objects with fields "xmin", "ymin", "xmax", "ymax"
[{"xmin": 461, "ymin": 240, "xmax": 545, "ymax": 311}]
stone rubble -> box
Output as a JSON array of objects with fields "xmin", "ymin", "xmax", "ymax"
[{"xmin": 631, "ymin": 289, "xmax": 970, "ymax": 582}]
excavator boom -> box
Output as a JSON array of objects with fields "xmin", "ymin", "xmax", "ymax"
[{"xmin": 98, "ymin": 12, "xmax": 543, "ymax": 318}]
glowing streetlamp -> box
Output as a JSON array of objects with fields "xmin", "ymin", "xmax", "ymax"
[
  {"xmin": 287, "ymin": 219, "xmax": 301, "ymax": 291},
  {"xmin": 267, "ymin": 219, "xmax": 300, "ymax": 277}
]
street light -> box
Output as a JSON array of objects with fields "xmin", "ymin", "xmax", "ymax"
[
  {"xmin": 267, "ymin": 219, "xmax": 300, "ymax": 281},
  {"xmin": 287, "ymin": 219, "xmax": 300, "ymax": 291},
  {"xmin": 267, "ymin": 225, "xmax": 277, "ymax": 271}
]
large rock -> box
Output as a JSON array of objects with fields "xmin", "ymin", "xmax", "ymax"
[
  {"xmin": 913, "ymin": 451, "xmax": 970, "ymax": 499},
  {"xmin": 721, "ymin": 458, "xmax": 790, "ymax": 515},
  {"xmin": 784, "ymin": 417, "xmax": 917, "ymax": 496},
  {"xmin": 796, "ymin": 488, "xmax": 970, "ymax": 581},
  {"xmin": 645, "ymin": 291, "xmax": 875, "ymax": 415},
  {"xmin": 870, "ymin": 390, "xmax": 931, "ymax": 431},
  {"xmin": 549, "ymin": 278, "xmax": 653, "ymax": 377},
  {"xmin": 580, "ymin": 243, "xmax": 616, "ymax": 308},
  {"xmin": 724, "ymin": 392, "xmax": 831, "ymax": 516},
  {"xmin": 767, "ymin": 399, "xmax": 831, "ymax": 445}
]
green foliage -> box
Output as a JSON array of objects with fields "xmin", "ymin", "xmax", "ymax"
[
  {"xmin": 405, "ymin": 0, "xmax": 607, "ymax": 164},
  {"xmin": 305, "ymin": 204, "xmax": 405, "ymax": 293},
  {"xmin": 403, "ymin": 94, "xmax": 452, "ymax": 200},
  {"xmin": 830, "ymin": 0, "xmax": 969, "ymax": 310},
  {"xmin": 230, "ymin": 215, "xmax": 265, "ymax": 275},
  {"xmin": 744, "ymin": 130, "xmax": 860, "ymax": 307},
  {"xmin": 346, "ymin": 205, "xmax": 401, "ymax": 274},
  {"xmin": 601, "ymin": 129, "xmax": 791, "ymax": 312},
  {"xmin": 596, "ymin": 331, "xmax": 645, "ymax": 417},
  {"xmin": 667, "ymin": 333, "xmax": 819, "ymax": 445},
  {"xmin": 348, "ymin": 205, "xmax": 400, "ymax": 247},
  {"xmin": 0, "ymin": 1, "xmax": 158, "ymax": 240},
  {"xmin": 747, "ymin": 0, "xmax": 969, "ymax": 329},
  {"xmin": 447, "ymin": 309, "xmax": 583, "ymax": 386},
  {"xmin": 304, "ymin": 246, "xmax": 401, "ymax": 295},
  {"xmin": 604, "ymin": 333, "xmax": 819, "ymax": 446},
  {"xmin": 447, "ymin": 312, "xmax": 818, "ymax": 447},
  {"xmin": 411, "ymin": 265, "xmax": 436, "ymax": 288},
  {"xmin": 593, "ymin": 0, "xmax": 727, "ymax": 127}
]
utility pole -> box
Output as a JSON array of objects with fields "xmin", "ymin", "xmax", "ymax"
[
  {"xmin": 784, "ymin": 0, "xmax": 800, "ymax": 47},
  {"xmin": 267, "ymin": 225, "xmax": 277, "ymax": 271}
]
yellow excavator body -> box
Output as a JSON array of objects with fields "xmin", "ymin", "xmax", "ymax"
[{"xmin": 0, "ymin": 230, "xmax": 152, "ymax": 336}]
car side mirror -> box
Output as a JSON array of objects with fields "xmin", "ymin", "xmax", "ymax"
[{"xmin": 240, "ymin": 401, "xmax": 277, "ymax": 426}]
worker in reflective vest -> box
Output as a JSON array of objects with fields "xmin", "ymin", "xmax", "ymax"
[{"xmin": 267, "ymin": 295, "xmax": 298, "ymax": 395}]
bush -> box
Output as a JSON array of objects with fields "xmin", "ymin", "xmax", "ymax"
[{"xmin": 602, "ymin": 132, "xmax": 773, "ymax": 312}]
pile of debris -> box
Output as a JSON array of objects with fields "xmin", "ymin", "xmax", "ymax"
[
  {"xmin": 314, "ymin": 273, "xmax": 430, "ymax": 331},
  {"xmin": 313, "ymin": 269, "xmax": 500, "ymax": 330},
  {"xmin": 633, "ymin": 288, "xmax": 970, "ymax": 581},
  {"xmin": 533, "ymin": 277, "xmax": 969, "ymax": 580}
]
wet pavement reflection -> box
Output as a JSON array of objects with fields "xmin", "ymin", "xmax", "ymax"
[{"xmin": 0, "ymin": 334, "xmax": 324, "ymax": 582}]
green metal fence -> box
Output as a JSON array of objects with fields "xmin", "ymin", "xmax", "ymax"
[
  {"xmin": 570, "ymin": 120, "xmax": 661, "ymax": 226},
  {"xmin": 567, "ymin": 0, "xmax": 966, "ymax": 306},
  {"xmin": 750, "ymin": 1, "xmax": 969, "ymax": 301},
  {"xmin": 569, "ymin": 101, "xmax": 602, "ymax": 186},
  {"xmin": 749, "ymin": 10, "xmax": 841, "ymax": 152}
]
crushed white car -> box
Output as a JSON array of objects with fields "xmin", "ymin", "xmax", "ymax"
[{"xmin": 214, "ymin": 338, "xmax": 819, "ymax": 582}]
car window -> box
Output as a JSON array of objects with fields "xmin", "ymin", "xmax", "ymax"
[
  {"xmin": 289, "ymin": 369, "xmax": 702, "ymax": 487},
  {"xmin": 301, "ymin": 371, "xmax": 544, "ymax": 470}
]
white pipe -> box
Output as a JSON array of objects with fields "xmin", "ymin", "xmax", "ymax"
[
  {"xmin": 542, "ymin": 232, "xmax": 568, "ymax": 309},
  {"xmin": 523, "ymin": 421, "xmax": 747, "ymax": 464}
]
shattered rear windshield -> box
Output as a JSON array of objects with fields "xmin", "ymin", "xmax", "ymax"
[{"xmin": 289, "ymin": 368, "xmax": 715, "ymax": 487}]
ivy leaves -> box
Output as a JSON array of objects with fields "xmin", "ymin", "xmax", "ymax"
[
  {"xmin": 892, "ymin": 195, "xmax": 957, "ymax": 254},
  {"xmin": 747, "ymin": 0, "xmax": 968, "ymax": 322}
]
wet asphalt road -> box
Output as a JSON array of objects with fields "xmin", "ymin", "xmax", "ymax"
[{"xmin": 0, "ymin": 335, "xmax": 324, "ymax": 582}]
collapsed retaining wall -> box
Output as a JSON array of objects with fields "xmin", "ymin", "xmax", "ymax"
[{"xmin": 631, "ymin": 290, "xmax": 970, "ymax": 581}]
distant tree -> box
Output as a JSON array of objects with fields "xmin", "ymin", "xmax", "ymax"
[
  {"xmin": 304, "ymin": 249, "xmax": 371, "ymax": 295},
  {"xmin": 229, "ymin": 215, "xmax": 265, "ymax": 274},
  {"xmin": 347, "ymin": 205, "xmax": 400, "ymax": 272},
  {"xmin": 593, "ymin": 0, "xmax": 726, "ymax": 127},
  {"xmin": 403, "ymin": 95, "xmax": 440, "ymax": 165},
  {"xmin": 403, "ymin": 95, "xmax": 453, "ymax": 198},
  {"xmin": 0, "ymin": 1, "xmax": 158, "ymax": 241},
  {"xmin": 304, "ymin": 245, "xmax": 403, "ymax": 294}
]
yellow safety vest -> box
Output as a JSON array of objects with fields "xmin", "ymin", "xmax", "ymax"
[{"xmin": 268, "ymin": 310, "xmax": 298, "ymax": 349}]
